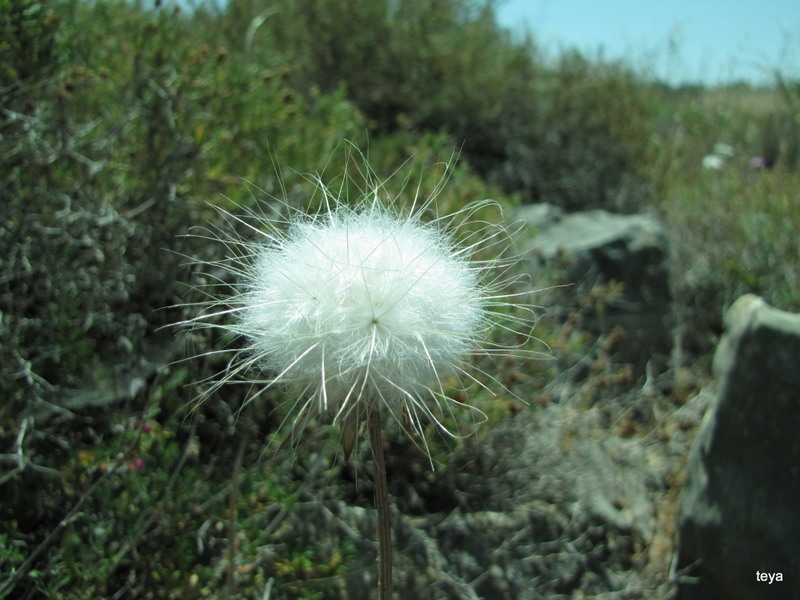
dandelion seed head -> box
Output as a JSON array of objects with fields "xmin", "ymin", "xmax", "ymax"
[{"xmin": 241, "ymin": 205, "xmax": 483, "ymax": 416}]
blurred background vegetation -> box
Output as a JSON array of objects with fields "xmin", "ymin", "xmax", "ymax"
[{"xmin": 1, "ymin": 0, "xmax": 798, "ymax": 598}]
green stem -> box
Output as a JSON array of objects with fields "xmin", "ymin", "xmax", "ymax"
[{"xmin": 369, "ymin": 408, "xmax": 392, "ymax": 600}]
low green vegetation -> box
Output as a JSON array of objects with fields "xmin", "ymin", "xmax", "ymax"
[{"xmin": 1, "ymin": 0, "xmax": 798, "ymax": 597}]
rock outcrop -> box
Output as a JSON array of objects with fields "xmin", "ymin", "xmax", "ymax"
[
  {"xmin": 518, "ymin": 204, "xmax": 671, "ymax": 373},
  {"xmin": 676, "ymin": 295, "xmax": 800, "ymax": 600},
  {"xmin": 271, "ymin": 393, "xmax": 672, "ymax": 600}
]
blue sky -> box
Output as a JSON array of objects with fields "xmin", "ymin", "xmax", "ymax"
[{"xmin": 494, "ymin": 0, "xmax": 800, "ymax": 85}]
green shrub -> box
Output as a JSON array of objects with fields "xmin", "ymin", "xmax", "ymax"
[{"xmin": 217, "ymin": 0, "xmax": 654, "ymax": 209}]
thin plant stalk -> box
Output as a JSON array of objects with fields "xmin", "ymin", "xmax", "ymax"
[{"xmin": 369, "ymin": 408, "xmax": 393, "ymax": 600}]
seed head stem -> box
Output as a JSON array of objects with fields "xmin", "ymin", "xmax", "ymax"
[{"xmin": 369, "ymin": 408, "xmax": 393, "ymax": 600}]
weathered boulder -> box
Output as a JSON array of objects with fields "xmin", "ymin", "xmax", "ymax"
[
  {"xmin": 676, "ymin": 295, "xmax": 800, "ymax": 599},
  {"xmin": 518, "ymin": 205, "xmax": 671, "ymax": 372}
]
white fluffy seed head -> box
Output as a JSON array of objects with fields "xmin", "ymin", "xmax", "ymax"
[
  {"xmin": 241, "ymin": 205, "xmax": 483, "ymax": 417},
  {"xmin": 178, "ymin": 152, "xmax": 538, "ymax": 460}
]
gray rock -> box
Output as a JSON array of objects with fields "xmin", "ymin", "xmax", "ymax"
[
  {"xmin": 521, "ymin": 208, "xmax": 664, "ymax": 270},
  {"xmin": 450, "ymin": 399, "xmax": 659, "ymax": 541},
  {"xmin": 518, "ymin": 206, "xmax": 671, "ymax": 372},
  {"xmin": 514, "ymin": 202, "xmax": 564, "ymax": 231},
  {"xmin": 676, "ymin": 294, "xmax": 800, "ymax": 600},
  {"xmin": 434, "ymin": 397, "xmax": 667, "ymax": 598}
]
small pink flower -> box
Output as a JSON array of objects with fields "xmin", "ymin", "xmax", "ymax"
[
  {"xmin": 141, "ymin": 422, "xmax": 153, "ymax": 434},
  {"xmin": 128, "ymin": 458, "xmax": 145, "ymax": 471}
]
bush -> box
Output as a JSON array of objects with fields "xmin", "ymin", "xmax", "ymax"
[{"xmin": 218, "ymin": 0, "xmax": 654, "ymax": 209}]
